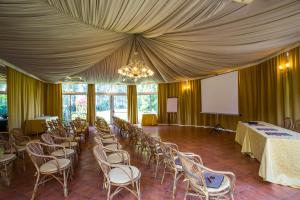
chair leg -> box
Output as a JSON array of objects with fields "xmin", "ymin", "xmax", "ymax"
[
  {"xmin": 161, "ymin": 165, "xmax": 166, "ymax": 184},
  {"xmin": 155, "ymin": 158, "xmax": 159, "ymax": 179},
  {"xmin": 21, "ymin": 151, "xmax": 26, "ymax": 171},
  {"xmin": 136, "ymin": 179, "xmax": 141, "ymax": 200},
  {"xmin": 184, "ymin": 181, "xmax": 189, "ymax": 200},
  {"xmin": 31, "ymin": 173, "xmax": 40, "ymax": 200},
  {"xmin": 63, "ymin": 170, "xmax": 68, "ymax": 197},
  {"xmin": 107, "ymin": 184, "xmax": 111, "ymax": 200},
  {"xmin": 172, "ymin": 172, "xmax": 177, "ymax": 199}
]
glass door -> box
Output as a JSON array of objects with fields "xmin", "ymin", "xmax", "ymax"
[
  {"xmin": 96, "ymin": 95, "xmax": 111, "ymax": 123},
  {"xmin": 113, "ymin": 95, "xmax": 128, "ymax": 121}
]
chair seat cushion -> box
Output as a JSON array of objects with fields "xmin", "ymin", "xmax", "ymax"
[
  {"xmin": 107, "ymin": 152, "xmax": 129, "ymax": 164},
  {"xmin": 61, "ymin": 142, "xmax": 78, "ymax": 148},
  {"xmin": 105, "ymin": 144, "xmax": 120, "ymax": 151},
  {"xmin": 108, "ymin": 165, "xmax": 140, "ymax": 184},
  {"xmin": 51, "ymin": 149, "xmax": 75, "ymax": 158},
  {"xmin": 102, "ymin": 138, "xmax": 116, "ymax": 144},
  {"xmin": 0, "ymin": 154, "xmax": 16, "ymax": 163},
  {"xmin": 40, "ymin": 158, "xmax": 71, "ymax": 173},
  {"xmin": 207, "ymin": 175, "xmax": 231, "ymax": 193}
]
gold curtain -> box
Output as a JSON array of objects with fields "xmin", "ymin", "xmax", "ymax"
[
  {"xmin": 44, "ymin": 83, "xmax": 62, "ymax": 119},
  {"xmin": 127, "ymin": 85, "xmax": 137, "ymax": 124},
  {"xmin": 157, "ymin": 46, "xmax": 300, "ymax": 130},
  {"xmin": 7, "ymin": 68, "xmax": 45, "ymax": 129},
  {"xmin": 87, "ymin": 84, "xmax": 95, "ymax": 125}
]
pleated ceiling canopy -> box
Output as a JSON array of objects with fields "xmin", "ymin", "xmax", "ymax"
[{"xmin": 1, "ymin": 0, "xmax": 300, "ymax": 83}]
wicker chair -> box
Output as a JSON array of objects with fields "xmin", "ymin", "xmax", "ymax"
[
  {"xmin": 158, "ymin": 141, "xmax": 184, "ymax": 199},
  {"xmin": 145, "ymin": 136, "xmax": 164, "ymax": 178},
  {"xmin": 94, "ymin": 135, "xmax": 121, "ymax": 151},
  {"xmin": 93, "ymin": 145, "xmax": 141, "ymax": 200},
  {"xmin": 294, "ymin": 119, "xmax": 300, "ymax": 132},
  {"xmin": 0, "ymin": 140, "xmax": 16, "ymax": 186},
  {"xmin": 283, "ymin": 117, "xmax": 293, "ymax": 129},
  {"xmin": 95, "ymin": 138, "xmax": 130, "ymax": 165},
  {"xmin": 49, "ymin": 129, "xmax": 80, "ymax": 154},
  {"xmin": 26, "ymin": 141, "xmax": 71, "ymax": 200},
  {"xmin": 8, "ymin": 129, "xmax": 29, "ymax": 171},
  {"xmin": 177, "ymin": 151, "xmax": 235, "ymax": 200},
  {"xmin": 41, "ymin": 133, "xmax": 76, "ymax": 172}
]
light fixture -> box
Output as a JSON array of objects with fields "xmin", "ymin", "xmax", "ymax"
[
  {"xmin": 278, "ymin": 52, "xmax": 291, "ymax": 71},
  {"xmin": 183, "ymin": 80, "xmax": 190, "ymax": 91},
  {"xmin": 118, "ymin": 51, "xmax": 154, "ymax": 82}
]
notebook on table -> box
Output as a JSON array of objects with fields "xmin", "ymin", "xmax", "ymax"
[
  {"xmin": 256, "ymin": 128, "xmax": 277, "ymax": 131},
  {"xmin": 265, "ymin": 132, "xmax": 291, "ymax": 136},
  {"xmin": 203, "ymin": 172, "xmax": 224, "ymax": 188},
  {"xmin": 246, "ymin": 121, "xmax": 264, "ymax": 126}
]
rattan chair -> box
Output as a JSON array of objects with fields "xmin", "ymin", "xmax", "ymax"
[
  {"xmin": 94, "ymin": 135, "xmax": 121, "ymax": 151},
  {"xmin": 145, "ymin": 136, "xmax": 164, "ymax": 178},
  {"xmin": 177, "ymin": 151, "xmax": 235, "ymax": 200},
  {"xmin": 283, "ymin": 117, "xmax": 293, "ymax": 129},
  {"xmin": 26, "ymin": 141, "xmax": 71, "ymax": 200},
  {"xmin": 8, "ymin": 129, "xmax": 28, "ymax": 171},
  {"xmin": 49, "ymin": 129, "xmax": 80, "ymax": 154},
  {"xmin": 93, "ymin": 145, "xmax": 141, "ymax": 200},
  {"xmin": 294, "ymin": 119, "xmax": 300, "ymax": 132},
  {"xmin": 41, "ymin": 133, "xmax": 76, "ymax": 172},
  {"xmin": 95, "ymin": 138, "xmax": 130, "ymax": 165},
  {"xmin": 0, "ymin": 140, "xmax": 16, "ymax": 186}
]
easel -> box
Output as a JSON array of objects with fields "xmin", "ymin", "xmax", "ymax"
[{"xmin": 210, "ymin": 114, "xmax": 225, "ymax": 134}]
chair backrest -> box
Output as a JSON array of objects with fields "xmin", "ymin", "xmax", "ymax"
[
  {"xmin": 93, "ymin": 136, "xmax": 104, "ymax": 146},
  {"xmin": 26, "ymin": 142, "xmax": 48, "ymax": 168},
  {"xmin": 284, "ymin": 117, "xmax": 293, "ymax": 129},
  {"xmin": 41, "ymin": 133, "xmax": 55, "ymax": 145},
  {"xmin": 10, "ymin": 128, "xmax": 24, "ymax": 144},
  {"xmin": 93, "ymin": 145, "xmax": 110, "ymax": 179},
  {"xmin": 159, "ymin": 142, "xmax": 177, "ymax": 168},
  {"xmin": 294, "ymin": 119, "xmax": 300, "ymax": 132},
  {"xmin": 177, "ymin": 152, "xmax": 208, "ymax": 194}
]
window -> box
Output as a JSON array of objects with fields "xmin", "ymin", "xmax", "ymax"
[
  {"xmin": 95, "ymin": 84, "xmax": 127, "ymax": 123},
  {"xmin": 0, "ymin": 83, "xmax": 7, "ymax": 118},
  {"xmin": 137, "ymin": 83, "xmax": 158, "ymax": 122},
  {"xmin": 62, "ymin": 84, "xmax": 87, "ymax": 121}
]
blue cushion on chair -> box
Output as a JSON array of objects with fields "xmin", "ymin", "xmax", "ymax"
[{"xmin": 203, "ymin": 172, "xmax": 224, "ymax": 189}]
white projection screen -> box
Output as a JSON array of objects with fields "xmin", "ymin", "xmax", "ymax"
[{"xmin": 201, "ymin": 71, "xmax": 239, "ymax": 115}]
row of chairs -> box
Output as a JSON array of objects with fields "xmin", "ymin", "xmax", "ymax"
[
  {"xmin": 112, "ymin": 116, "xmax": 236, "ymax": 200},
  {"xmin": 26, "ymin": 118, "xmax": 87, "ymax": 199},
  {"xmin": 93, "ymin": 117, "xmax": 141, "ymax": 200},
  {"xmin": 0, "ymin": 117, "xmax": 87, "ymax": 199}
]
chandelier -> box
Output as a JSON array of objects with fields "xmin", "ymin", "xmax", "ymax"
[{"xmin": 118, "ymin": 51, "xmax": 154, "ymax": 81}]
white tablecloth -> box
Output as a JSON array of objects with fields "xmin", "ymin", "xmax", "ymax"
[{"xmin": 235, "ymin": 121, "xmax": 300, "ymax": 188}]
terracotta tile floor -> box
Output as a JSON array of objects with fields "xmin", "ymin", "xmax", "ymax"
[{"xmin": 1, "ymin": 125, "xmax": 300, "ymax": 200}]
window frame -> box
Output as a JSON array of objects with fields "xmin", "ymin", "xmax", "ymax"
[
  {"xmin": 137, "ymin": 83, "xmax": 158, "ymax": 122},
  {"xmin": 95, "ymin": 84, "xmax": 128, "ymax": 123},
  {"xmin": 62, "ymin": 83, "xmax": 88, "ymax": 121}
]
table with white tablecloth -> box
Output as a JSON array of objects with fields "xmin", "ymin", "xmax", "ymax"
[{"xmin": 235, "ymin": 121, "xmax": 300, "ymax": 188}]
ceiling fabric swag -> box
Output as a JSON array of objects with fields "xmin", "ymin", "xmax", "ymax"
[{"xmin": 0, "ymin": 0, "xmax": 300, "ymax": 83}]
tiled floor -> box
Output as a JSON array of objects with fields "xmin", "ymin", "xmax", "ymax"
[{"xmin": 1, "ymin": 125, "xmax": 299, "ymax": 200}]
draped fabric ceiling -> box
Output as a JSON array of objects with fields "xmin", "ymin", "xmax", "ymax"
[{"xmin": 1, "ymin": 0, "xmax": 300, "ymax": 83}]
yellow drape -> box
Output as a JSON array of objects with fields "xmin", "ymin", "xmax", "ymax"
[
  {"xmin": 87, "ymin": 84, "xmax": 95, "ymax": 125},
  {"xmin": 158, "ymin": 46, "xmax": 300, "ymax": 130},
  {"xmin": 7, "ymin": 68, "xmax": 45, "ymax": 129},
  {"xmin": 44, "ymin": 83, "xmax": 62, "ymax": 119},
  {"xmin": 127, "ymin": 85, "xmax": 137, "ymax": 124}
]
